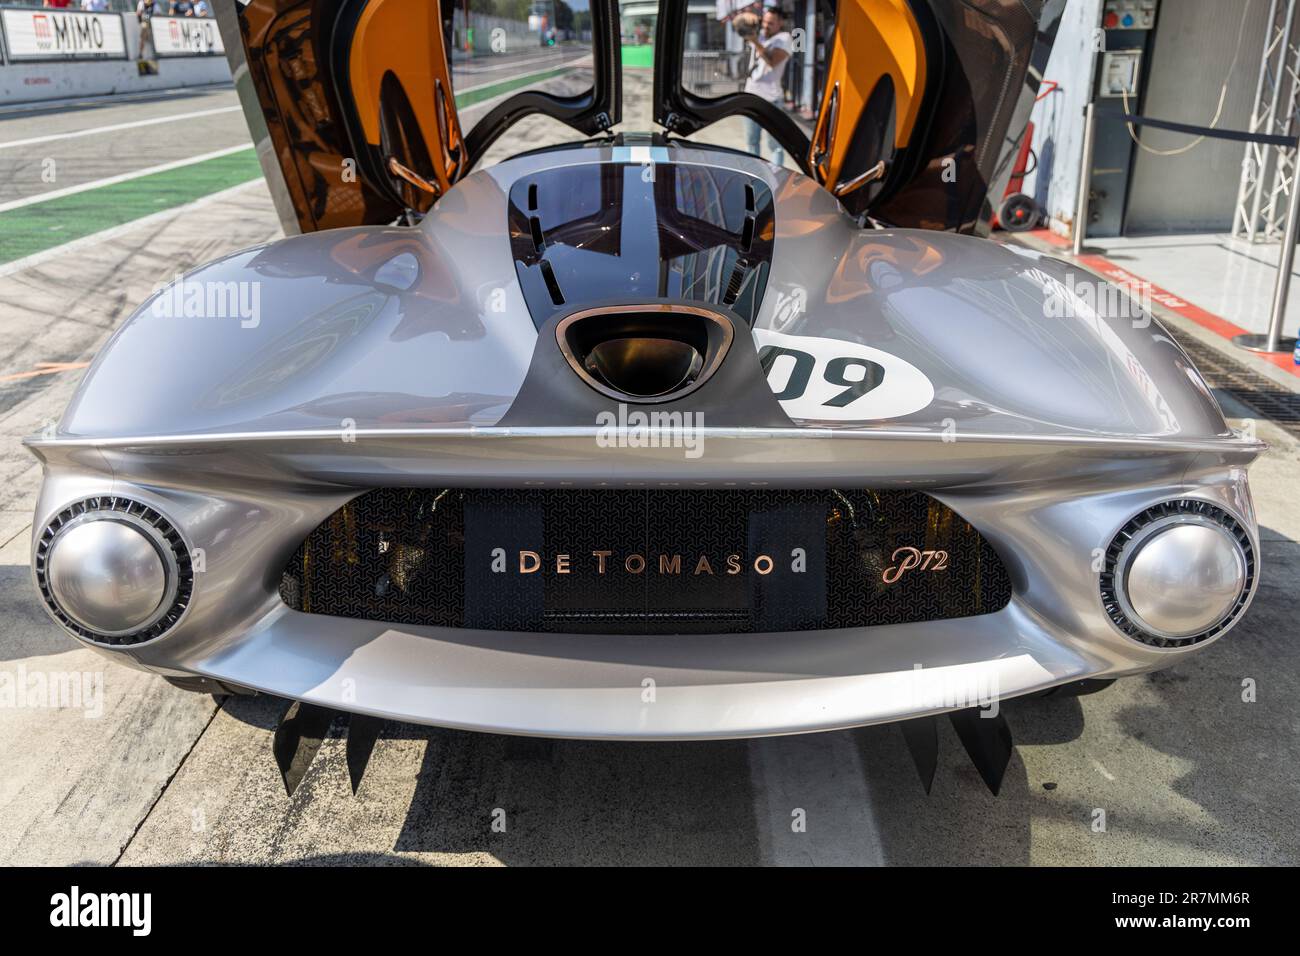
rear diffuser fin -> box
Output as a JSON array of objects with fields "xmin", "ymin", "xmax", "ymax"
[
  {"xmin": 899, "ymin": 716, "xmax": 939, "ymax": 795},
  {"xmin": 345, "ymin": 715, "xmax": 384, "ymax": 795},
  {"xmin": 949, "ymin": 708, "xmax": 1014, "ymax": 796},
  {"xmin": 272, "ymin": 701, "xmax": 337, "ymax": 798},
  {"xmin": 899, "ymin": 708, "xmax": 1016, "ymax": 795}
]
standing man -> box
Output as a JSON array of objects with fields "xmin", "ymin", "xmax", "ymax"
[
  {"xmin": 136, "ymin": 0, "xmax": 157, "ymax": 65},
  {"xmin": 741, "ymin": 6, "xmax": 792, "ymax": 168}
]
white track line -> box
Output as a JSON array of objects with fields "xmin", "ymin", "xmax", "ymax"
[
  {"xmin": 0, "ymin": 81, "xmax": 232, "ymax": 118},
  {"xmin": 0, "ymin": 143, "xmax": 252, "ymax": 214},
  {"xmin": 0, "ymin": 106, "xmax": 242, "ymax": 151},
  {"xmin": 748, "ymin": 732, "xmax": 886, "ymax": 866},
  {"xmin": 453, "ymin": 50, "xmax": 591, "ymax": 91},
  {"xmin": 0, "ymin": 179, "xmax": 265, "ymax": 280}
]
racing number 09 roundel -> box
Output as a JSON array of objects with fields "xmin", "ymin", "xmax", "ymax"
[{"xmin": 753, "ymin": 328, "xmax": 935, "ymax": 422}]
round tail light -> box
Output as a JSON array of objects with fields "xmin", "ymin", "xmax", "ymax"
[
  {"xmin": 34, "ymin": 497, "xmax": 192, "ymax": 646},
  {"xmin": 1100, "ymin": 500, "xmax": 1254, "ymax": 648}
]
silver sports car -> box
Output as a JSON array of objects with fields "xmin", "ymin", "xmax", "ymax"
[{"xmin": 25, "ymin": 1, "xmax": 1262, "ymax": 793}]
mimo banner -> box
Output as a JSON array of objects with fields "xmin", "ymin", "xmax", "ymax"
[
  {"xmin": 151, "ymin": 16, "xmax": 224, "ymax": 57},
  {"xmin": 0, "ymin": 8, "xmax": 127, "ymax": 61}
]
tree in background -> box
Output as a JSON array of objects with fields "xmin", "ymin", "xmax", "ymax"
[
  {"xmin": 472, "ymin": 1, "xmax": 532, "ymax": 22},
  {"xmin": 553, "ymin": 1, "xmax": 574, "ymax": 33}
]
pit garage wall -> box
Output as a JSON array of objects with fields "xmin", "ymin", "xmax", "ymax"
[
  {"xmin": 1021, "ymin": 0, "xmax": 1277, "ymax": 239},
  {"xmin": 0, "ymin": 12, "xmax": 230, "ymax": 106},
  {"xmin": 1123, "ymin": 0, "xmax": 1271, "ymax": 234}
]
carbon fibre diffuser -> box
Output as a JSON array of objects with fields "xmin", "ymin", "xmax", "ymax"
[
  {"xmin": 949, "ymin": 709, "xmax": 1014, "ymax": 796},
  {"xmin": 899, "ymin": 716, "xmax": 939, "ymax": 795},
  {"xmin": 273, "ymin": 702, "xmax": 385, "ymax": 797},
  {"xmin": 272, "ymin": 701, "xmax": 336, "ymax": 797},
  {"xmin": 346, "ymin": 715, "xmax": 384, "ymax": 795},
  {"xmin": 898, "ymin": 709, "xmax": 1015, "ymax": 796}
]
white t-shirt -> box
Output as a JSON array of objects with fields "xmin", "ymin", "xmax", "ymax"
[{"xmin": 744, "ymin": 31, "xmax": 792, "ymax": 104}]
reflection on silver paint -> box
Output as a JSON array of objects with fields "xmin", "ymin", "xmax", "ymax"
[
  {"xmin": 24, "ymin": 143, "xmax": 1267, "ymax": 738},
  {"xmin": 56, "ymin": 145, "xmax": 1231, "ymax": 443},
  {"xmin": 61, "ymin": 170, "xmax": 540, "ymax": 438}
]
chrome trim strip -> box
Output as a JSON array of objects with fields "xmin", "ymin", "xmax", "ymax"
[{"xmin": 24, "ymin": 428, "xmax": 1267, "ymax": 454}]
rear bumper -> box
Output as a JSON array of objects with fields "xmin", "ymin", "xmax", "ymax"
[
  {"xmin": 27, "ymin": 432, "xmax": 1262, "ymax": 739},
  {"xmin": 165, "ymin": 600, "xmax": 1084, "ymax": 739}
]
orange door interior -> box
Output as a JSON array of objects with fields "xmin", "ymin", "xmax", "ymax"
[
  {"xmin": 345, "ymin": 0, "xmax": 466, "ymax": 214},
  {"xmin": 808, "ymin": 0, "xmax": 931, "ymax": 215}
]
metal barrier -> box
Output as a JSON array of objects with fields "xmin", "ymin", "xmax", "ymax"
[
  {"xmin": 682, "ymin": 50, "xmax": 747, "ymax": 98},
  {"xmin": 1074, "ymin": 102, "xmax": 1300, "ymax": 355}
]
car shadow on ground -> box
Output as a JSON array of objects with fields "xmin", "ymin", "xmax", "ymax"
[
  {"xmin": 141, "ymin": 514, "xmax": 1300, "ymax": 867},
  {"xmin": 0, "ymin": 556, "xmax": 82, "ymax": 663},
  {"xmin": 216, "ymin": 692, "xmax": 765, "ymax": 866},
  {"xmin": 394, "ymin": 732, "xmax": 763, "ymax": 865}
]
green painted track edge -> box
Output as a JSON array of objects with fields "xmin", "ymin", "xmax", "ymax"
[{"xmin": 0, "ymin": 147, "xmax": 262, "ymax": 265}]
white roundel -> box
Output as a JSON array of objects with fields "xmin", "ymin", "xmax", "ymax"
[{"xmin": 753, "ymin": 328, "xmax": 935, "ymax": 422}]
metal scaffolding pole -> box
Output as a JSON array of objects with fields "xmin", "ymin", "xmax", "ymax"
[
  {"xmin": 1235, "ymin": 0, "xmax": 1283, "ymax": 239},
  {"xmin": 1073, "ymin": 102, "xmax": 1097, "ymax": 257},
  {"xmin": 1235, "ymin": 177, "xmax": 1300, "ymax": 354},
  {"xmin": 1234, "ymin": 0, "xmax": 1300, "ymax": 241},
  {"xmin": 1231, "ymin": 0, "xmax": 1300, "ymax": 353}
]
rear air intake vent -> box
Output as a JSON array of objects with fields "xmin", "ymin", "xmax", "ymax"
[
  {"xmin": 740, "ymin": 215, "xmax": 755, "ymax": 252},
  {"xmin": 539, "ymin": 260, "xmax": 565, "ymax": 304},
  {"xmin": 741, "ymin": 184, "xmax": 756, "ymax": 251},
  {"xmin": 723, "ymin": 260, "xmax": 750, "ymax": 304}
]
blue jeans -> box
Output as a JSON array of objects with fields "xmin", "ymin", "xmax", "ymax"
[{"xmin": 745, "ymin": 117, "xmax": 785, "ymax": 168}]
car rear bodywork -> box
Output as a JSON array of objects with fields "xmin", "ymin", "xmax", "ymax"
[{"xmin": 26, "ymin": 139, "xmax": 1263, "ymax": 739}]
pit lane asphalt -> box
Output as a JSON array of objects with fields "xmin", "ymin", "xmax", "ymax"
[{"xmin": 1, "ymin": 80, "xmax": 1298, "ymax": 866}]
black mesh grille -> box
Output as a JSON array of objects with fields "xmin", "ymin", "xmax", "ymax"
[{"xmin": 279, "ymin": 488, "xmax": 1011, "ymax": 634}]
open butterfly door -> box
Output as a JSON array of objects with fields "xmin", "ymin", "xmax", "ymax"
[
  {"xmin": 813, "ymin": 0, "xmax": 1063, "ymax": 233},
  {"xmin": 656, "ymin": 0, "xmax": 1063, "ymax": 235},
  {"xmin": 217, "ymin": 0, "xmax": 621, "ymax": 234},
  {"xmin": 807, "ymin": 0, "xmax": 940, "ymax": 217}
]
